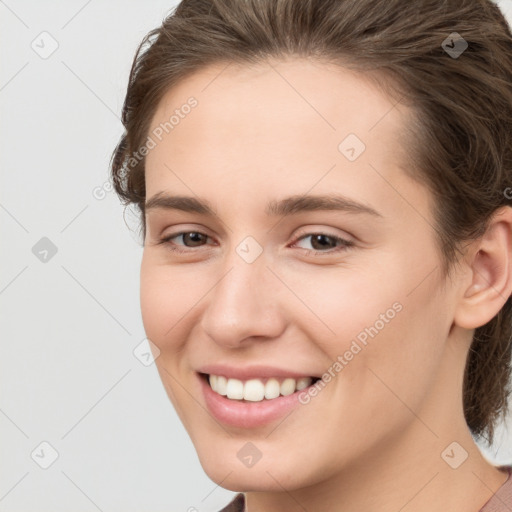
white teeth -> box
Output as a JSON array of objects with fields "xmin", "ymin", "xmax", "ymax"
[
  {"xmin": 280, "ymin": 378, "xmax": 296, "ymax": 396},
  {"xmin": 243, "ymin": 379, "xmax": 265, "ymax": 401},
  {"xmin": 296, "ymin": 377, "xmax": 311, "ymax": 391},
  {"xmin": 216, "ymin": 375, "xmax": 227, "ymax": 395},
  {"xmin": 226, "ymin": 378, "xmax": 244, "ymax": 399},
  {"xmin": 264, "ymin": 378, "xmax": 280, "ymax": 399},
  {"xmin": 208, "ymin": 374, "xmax": 314, "ymax": 401}
]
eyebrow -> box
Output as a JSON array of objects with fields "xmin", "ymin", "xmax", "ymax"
[{"xmin": 145, "ymin": 192, "xmax": 383, "ymax": 218}]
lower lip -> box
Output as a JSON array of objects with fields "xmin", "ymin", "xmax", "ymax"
[{"xmin": 198, "ymin": 373, "xmax": 313, "ymax": 429}]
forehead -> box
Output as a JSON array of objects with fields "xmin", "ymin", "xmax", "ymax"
[
  {"xmin": 144, "ymin": 57, "xmax": 425, "ymax": 222},
  {"xmin": 148, "ymin": 56, "xmax": 408, "ymax": 147}
]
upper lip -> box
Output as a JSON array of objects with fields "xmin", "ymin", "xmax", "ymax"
[{"xmin": 197, "ymin": 364, "xmax": 320, "ymax": 381}]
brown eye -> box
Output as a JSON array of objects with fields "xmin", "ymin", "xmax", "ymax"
[
  {"xmin": 158, "ymin": 231, "xmax": 212, "ymax": 253},
  {"xmin": 309, "ymin": 234, "xmax": 338, "ymax": 250},
  {"xmin": 292, "ymin": 233, "xmax": 354, "ymax": 253},
  {"xmin": 179, "ymin": 232, "xmax": 208, "ymax": 247}
]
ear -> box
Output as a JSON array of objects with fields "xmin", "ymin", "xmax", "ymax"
[{"xmin": 454, "ymin": 206, "xmax": 512, "ymax": 330}]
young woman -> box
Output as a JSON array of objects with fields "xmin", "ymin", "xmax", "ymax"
[{"xmin": 111, "ymin": 0, "xmax": 512, "ymax": 510}]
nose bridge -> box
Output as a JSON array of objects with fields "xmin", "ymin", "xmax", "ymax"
[{"xmin": 200, "ymin": 241, "xmax": 284, "ymax": 347}]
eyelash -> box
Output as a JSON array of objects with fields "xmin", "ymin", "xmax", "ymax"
[{"xmin": 156, "ymin": 231, "xmax": 355, "ymax": 255}]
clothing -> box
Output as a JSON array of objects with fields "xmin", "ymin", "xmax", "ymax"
[
  {"xmin": 218, "ymin": 466, "xmax": 512, "ymax": 512},
  {"xmin": 479, "ymin": 466, "xmax": 512, "ymax": 512},
  {"xmin": 218, "ymin": 492, "xmax": 244, "ymax": 512}
]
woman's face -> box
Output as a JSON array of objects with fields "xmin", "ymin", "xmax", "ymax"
[{"xmin": 141, "ymin": 58, "xmax": 463, "ymax": 491}]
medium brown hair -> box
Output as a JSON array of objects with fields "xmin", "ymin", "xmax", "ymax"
[{"xmin": 110, "ymin": 0, "xmax": 512, "ymax": 446}]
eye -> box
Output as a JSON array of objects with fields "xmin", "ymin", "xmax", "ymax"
[
  {"xmin": 157, "ymin": 230, "xmax": 354, "ymax": 255},
  {"xmin": 157, "ymin": 231, "xmax": 212, "ymax": 253},
  {"xmin": 291, "ymin": 232, "xmax": 354, "ymax": 253}
]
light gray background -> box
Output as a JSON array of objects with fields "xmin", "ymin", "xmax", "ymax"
[{"xmin": 1, "ymin": 1, "xmax": 512, "ymax": 510}]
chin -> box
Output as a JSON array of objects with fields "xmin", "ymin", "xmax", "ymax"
[
  {"xmin": 204, "ymin": 469, "xmax": 300, "ymax": 493},
  {"xmin": 196, "ymin": 447, "xmax": 311, "ymax": 492}
]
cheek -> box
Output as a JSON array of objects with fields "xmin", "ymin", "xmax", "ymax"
[
  {"xmin": 139, "ymin": 255, "xmax": 200, "ymax": 347},
  {"xmin": 300, "ymin": 259, "xmax": 448, "ymax": 399},
  {"xmin": 343, "ymin": 282, "xmax": 448, "ymax": 420},
  {"xmin": 284, "ymin": 264, "xmax": 403, "ymax": 357}
]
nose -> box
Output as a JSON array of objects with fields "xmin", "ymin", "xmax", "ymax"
[{"xmin": 199, "ymin": 251, "xmax": 286, "ymax": 349}]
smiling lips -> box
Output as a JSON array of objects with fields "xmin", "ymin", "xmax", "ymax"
[
  {"xmin": 198, "ymin": 367, "xmax": 323, "ymax": 428},
  {"xmin": 208, "ymin": 374, "xmax": 316, "ymax": 402},
  {"xmin": 197, "ymin": 364, "xmax": 321, "ymax": 402}
]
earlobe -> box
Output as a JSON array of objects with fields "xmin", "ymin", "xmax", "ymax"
[{"xmin": 454, "ymin": 207, "xmax": 512, "ymax": 330}]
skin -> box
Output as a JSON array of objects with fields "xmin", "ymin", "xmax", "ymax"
[{"xmin": 140, "ymin": 57, "xmax": 512, "ymax": 512}]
